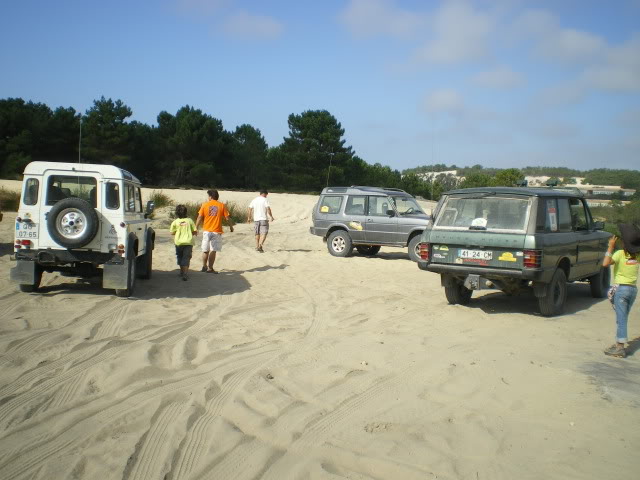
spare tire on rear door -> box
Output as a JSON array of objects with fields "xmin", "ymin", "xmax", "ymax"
[{"xmin": 47, "ymin": 197, "xmax": 99, "ymax": 249}]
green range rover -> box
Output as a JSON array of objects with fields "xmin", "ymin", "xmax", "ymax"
[{"xmin": 417, "ymin": 187, "xmax": 611, "ymax": 316}]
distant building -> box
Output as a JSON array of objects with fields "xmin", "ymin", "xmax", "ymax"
[{"xmin": 577, "ymin": 185, "xmax": 636, "ymax": 197}]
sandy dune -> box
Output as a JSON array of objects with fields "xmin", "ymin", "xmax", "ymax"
[{"xmin": 0, "ymin": 182, "xmax": 638, "ymax": 479}]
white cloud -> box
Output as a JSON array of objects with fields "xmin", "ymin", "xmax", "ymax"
[
  {"xmin": 539, "ymin": 29, "xmax": 607, "ymax": 63},
  {"xmin": 513, "ymin": 9, "xmax": 607, "ymax": 63},
  {"xmin": 222, "ymin": 10, "xmax": 283, "ymax": 39},
  {"xmin": 581, "ymin": 34, "xmax": 640, "ymax": 91},
  {"xmin": 416, "ymin": 1, "xmax": 495, "ymax": 64},
  {"xmin": 535, "ymin": 82, "xmax": 587, "ymax": 107},
  {"xmin": 424, "ymin": 89, "xmax": 464, "ymax": 113},
  {"xmin": 338, "ymin": 0, "xmax": 424, "ymax": 38},
  {"xmin": 471, "ymin": 66, "xmax": 525, "ymax": 88}
]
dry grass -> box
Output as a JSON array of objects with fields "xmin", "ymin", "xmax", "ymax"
[{"xmin": 0, "ymin": 188, "xmax": 20, "ymax": 211}]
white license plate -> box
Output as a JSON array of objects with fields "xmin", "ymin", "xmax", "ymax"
[
  {"xmin": 16, "ymin": 222, "xmax": 38, "ymax": 239},
  {"xmin": 459, "ymin": 249, "xmax": 492, "ymax": 260}
]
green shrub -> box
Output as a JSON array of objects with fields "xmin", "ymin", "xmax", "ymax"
[
  {"xmin": 226, "ymin": 201, "xmax": 249, "ymax": 224},
  {"xmin": 0, "ymin": 188, "xmax": 21, "ymax": 211},
  {"xmin": 150, "ymin": 190, "xmax": 173, "ymax": 209},
  {"xmin": 169, "ymin": 202, "xmax": 201, "ymax": 222}
]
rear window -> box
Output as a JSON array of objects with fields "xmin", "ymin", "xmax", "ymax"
[
  {"xmin": 319, "ymin": 195, "xmax": 343, "ymax": 214},
  {"xmin": 434, "ymin": 195, "xmax": 530, "ymax": 232},
  {"xmin": 46, "ymin": 175, "xmax": 97, "ymax": 207},
  {"xmin": 23, "ymin": 178, "xmax": 39, "ymax": 205}
]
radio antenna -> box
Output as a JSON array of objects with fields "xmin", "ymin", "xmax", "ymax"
[{"xmin": 78, "ymin": 114, "xmax": 82, "ymax": 163}]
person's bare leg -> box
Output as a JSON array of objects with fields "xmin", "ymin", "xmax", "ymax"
[
  {"xmin": 259, "ymin": 233, "xmax": 268, "ymax": 249},
  {"xmin": 201, "ymin": 252, "xmax": 209, "ymax": 270},
  {"xmin": 208, "ymin": 251, "xmax": 217, "ymax": 270},
  {"xmin": 255, "ymin": 234, "xmax": 260, "ymax": 250}
]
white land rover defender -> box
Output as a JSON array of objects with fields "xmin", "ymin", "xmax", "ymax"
[{"xmin": 11, "ymin": 161, "xmax": 155, "ymax": 297}]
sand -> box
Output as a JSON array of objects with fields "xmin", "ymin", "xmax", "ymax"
[{"xmin": 0, "ymin": 179, "xmax": 638, "ymax": 479}]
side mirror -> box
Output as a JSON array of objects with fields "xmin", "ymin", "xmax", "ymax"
[
  {"xmin": 386, "ymin": 209, "xmax": 395, "ymax": 217},
  {"xmin": 145, "ymin": 200, "xmax": 155, "ymax": 218},
  {"xmin": 593, "ymin": 221, "xmax": 605, "ymax": 231}
]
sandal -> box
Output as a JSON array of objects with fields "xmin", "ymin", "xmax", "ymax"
[
  {"xmin": 604, "ymin": 344, "xmax": 626, "ymax": 358},
  {"xmin": 207, "ymin": 269, "xmax": 218, "ymax": 274},
  {"xmin": 200, "ymin": 267, "xmax": 207, "ymax": 272}
]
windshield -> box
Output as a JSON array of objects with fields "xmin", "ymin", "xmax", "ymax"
[
  {"xmin": 434, "ymin": 195, "xmax": 530, "ymax": 231},
  {"xmin": 391, "ymin": 196, "xmax": 423, "ymax": 215}
]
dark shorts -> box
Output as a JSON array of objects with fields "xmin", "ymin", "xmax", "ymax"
[
  {"xmin": 254, "ymin": 220, "xmax": 269, "ymax": 235},
  {"xmin": 175, "ymin": 245, "xmax": 193, "ymax": 267}
]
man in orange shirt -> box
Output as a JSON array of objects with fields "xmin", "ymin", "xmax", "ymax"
[{"xmin": 195, "ymin": 189, "xmax": 235, "ymax": 273}]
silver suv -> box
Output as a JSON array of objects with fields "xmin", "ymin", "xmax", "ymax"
[{"xmin": 310, "ymin": 186, "xmax": 431, "ymax": 260}]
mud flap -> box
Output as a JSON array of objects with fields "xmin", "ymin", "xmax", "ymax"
[
  {"xmin": 103, "ymin": 260, "xmax": 130, "ymax": 289},
  {"xmin": 11, "ymin": 260, "xmax": 38, "ymax": 285},
  {"xmin": 532, "ymin": 282, "xmax": 547, "ymax": 298}
]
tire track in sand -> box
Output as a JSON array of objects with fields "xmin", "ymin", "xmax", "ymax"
[
  {"xmin": 123, "ymin": 401, "xmax": 189, "ymax": 480},
  {"xmin": 0, "ymin": 298, "xmax": 125, "ymax": 370},
  {"xmin": 0, "ymin": 345, "xmax": 278, "ymax": 479}
]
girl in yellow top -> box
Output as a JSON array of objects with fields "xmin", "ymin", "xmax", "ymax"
[
  {"xmin": 602, "ymin": 224, "xmax": 640, "ymax": 358},
  {"xmin": 170, "ymin": 205, "xmax": 197, "ymax": 281}
]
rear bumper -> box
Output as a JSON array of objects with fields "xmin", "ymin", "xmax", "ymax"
[
  {"xmin": 15, "ymin": 249, "xmax": 116, "ymax": 266},
  {"xmin": 309, "ymin": 226, "xmax": 327, "ymax": 237},
  {"xmin": 418, "ymin": 260, "xmax": 549, "ymax": 282}
]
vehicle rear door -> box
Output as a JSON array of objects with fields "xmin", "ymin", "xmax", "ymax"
[
  {"xmin": 39, "ymin": 170, "xmax": 102, "ymax": 250},
  {"xmin": 568, "ymin": 198, "xmax": 602, "ymax": 277},
  {"xmin": 364, "ymin": 195, "xmax": 398, "ymax": 244},
  {"xmin": 343, "ymin": 195, "xmax": 367, "ymax": 242}
]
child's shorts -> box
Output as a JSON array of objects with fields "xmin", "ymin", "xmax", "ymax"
[{"xmin": 175, "ymin": 245, "xmax": 193, "ymax": 267}]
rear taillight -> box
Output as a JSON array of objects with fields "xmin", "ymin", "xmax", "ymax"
[
  {"xmin": 419, "ymin": 243, "xmax": 430, "ymax": 261},
  {"xmin": 19, "ymin": 239, "xmax": 32, "ymax": 247},
  {"xmin": 523, "ymin": 249, "xmax": 542, "ymax": 268}
]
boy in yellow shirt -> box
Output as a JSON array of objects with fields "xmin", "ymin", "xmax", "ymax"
[{"xmin": 170, "ymin": 205, "xmax": 197, "ymax": 281}]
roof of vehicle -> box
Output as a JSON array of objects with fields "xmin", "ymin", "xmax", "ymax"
[
  {"xmin": 444, "ymin": 186, "xmax": 584, "ymax": 198},
  {"xmin": 23, "ymin": 161, "xmax": 141, "ymax": 184},
  {"xmin": 321, "ymin": 186, "xmax": 411, "ymax": 196}
]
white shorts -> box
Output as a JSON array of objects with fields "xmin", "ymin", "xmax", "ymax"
[{"xmin": 201, "ymin": 231, "xmax": 223, "ymax": 252}]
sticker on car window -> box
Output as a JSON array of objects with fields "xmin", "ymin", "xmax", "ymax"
[
  {"xmin": 547, "ymin": 200, "xmax": 558, "ymax": 232},
  {"xmin": 320, "ymin": 206, "xmax": 329, "ymax": 213}
]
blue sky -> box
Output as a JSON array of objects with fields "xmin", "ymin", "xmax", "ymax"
[{"xmin": 1, "ymin": 0, "xmax": 638, "ymax": 171}]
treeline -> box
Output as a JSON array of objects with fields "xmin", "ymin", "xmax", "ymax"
[
  {"xmin": 404, "ymin": 164, "xmax": 640, "ymax": 190},
  {"xmin": 4, "ymin": 97, "xmax": 636, "ymax": 201},
  {"xmin": 0, "ymin": 97, "xmax": 415, "ymax": 195}
]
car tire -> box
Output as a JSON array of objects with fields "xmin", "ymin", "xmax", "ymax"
[
  {"xmin": 538, "ymin": 268, "xmax": 567, "ymax": 317},
  {"xmin": 136, "ymin": 249, "xmax": 153, "ymax": 280},
  {"xmin": 408, "ymin": 235, "xmax": 422, "ymax": 262},
  {"xmin": 443, "ymin": 275, "xmax": 472, "ymax": 305},
  {"xmin": 115, "ymin": 258, "xmax": 136, "ymax": 297},
  {"xmin": 47, "ymin": 198, "xmax": 99, "ymax": 249},
  {"xmin": 589, "ymin": 267, "xmax": 610, "ymax": 298},
  {"xmin": 356, "ymin": 245, "xmax": 380, "ymax": 256},
  {"xmin": 19, "ymin": 267, "xmax": 43, "ymax": 293},
  {"xmin": 327, "ymin": 230, "xmax": 353, "ymax": 257}
]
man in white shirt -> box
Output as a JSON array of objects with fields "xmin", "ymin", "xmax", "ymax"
[{"xmin": 247, "ymin": 190, "xmax": 275, "ymax": 252}]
